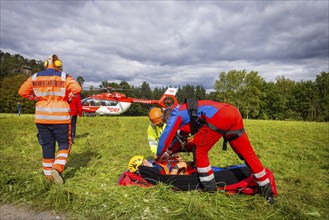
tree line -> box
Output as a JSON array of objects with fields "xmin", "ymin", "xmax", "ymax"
[{"xmin": 1, "ymin": 50, "xmax": 328, "ymax": 121}]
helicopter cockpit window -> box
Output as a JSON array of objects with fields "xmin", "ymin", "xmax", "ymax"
[
  {"xmin": 109, "ymin": 101, "xmax": 118, "ymax": 106},
  {"xmin": 101, "ymin": 100, "xmax": 118, "ymax": 106},
  {"xmin": 92, "ymin": 100, "xmax": 102, "ymax": 106},
  {"xmin": 81, "ymin": 98, "xmax": 117, "ymax": 106},
  {"xmin": 81, "ymin": 98, "xmax": 91, "ymax": 106}
]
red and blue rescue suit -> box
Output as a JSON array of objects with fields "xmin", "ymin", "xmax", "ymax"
[
  {"xmin": 19, "ymin": 68, "xmax": 81, "ymax": 178},
  {"xmin": 156, "ymin": 100, "xmax": 270, "ymax": 192}
]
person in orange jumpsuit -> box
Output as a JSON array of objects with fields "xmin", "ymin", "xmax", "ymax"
[
  {"xmin": 18, "ymin": 54, "xmax": 81, "ymax": 184},
  {"xmin": 157, "ymin": 100, "xmax": 276, "ymax": 203},
  {"xmin": 69, "ymin": 93, "xmax": 82, "ymax": 143}
]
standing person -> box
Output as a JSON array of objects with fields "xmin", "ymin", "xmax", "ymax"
[
  {"xmin": 17, "ymin": 102, "xmax": 21, "ymax": 116},
  {"xmin": 18, "ymin": 54, "xmax": 81, "ymax": 185},
  {"xmin": 156, "ymin": 100, "xmax": 276, "ymax": 203},
  {"xmin": 69, "ymin": 93, "xmax": 82, "ymax": 143},
  {"xmin": 147, "ymin": 107, "xmax": 166, "ymax": 155}
]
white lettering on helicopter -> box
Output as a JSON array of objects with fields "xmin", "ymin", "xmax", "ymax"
[{"xmin": 132, "ymin": 99, "xmax": 152, "ymax": 104}]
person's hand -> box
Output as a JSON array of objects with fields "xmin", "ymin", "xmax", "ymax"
[
  {"xmin": 259, "ymin": 183, "xmax": 275, "ymax": 204},
  {"xmin": 159, "ymin": 150, "xmax": 172, "ymax": 162},
  {"xmin": 176, "ymin": 162, "xmax": 187, "ymax": 169},
  {"xmin": 170, "ymin": 161, "xmax": 187, "ymax": 175}
]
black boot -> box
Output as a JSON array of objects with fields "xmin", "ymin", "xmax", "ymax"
[
  {"xmin": 201, "ymin": 178, "xmax": 217, "ymax": 193},
  {"xmin": 259, "ymin": 182, "xmax": 275, "ymax": 204}
]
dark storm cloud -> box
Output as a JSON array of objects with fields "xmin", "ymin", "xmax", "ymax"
[{"xmin": 1, "ymin": 1, "xmax": 328, "ymax": 90}]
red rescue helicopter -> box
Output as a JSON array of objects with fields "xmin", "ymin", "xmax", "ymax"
[{"xmin": 81, "ymin": 87, "xmax": 178, "ymax": 116}]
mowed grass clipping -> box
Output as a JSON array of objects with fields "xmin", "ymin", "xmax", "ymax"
[{"xmin": 0, "ymin": 114, "xmax": 328, "ymax": 219}]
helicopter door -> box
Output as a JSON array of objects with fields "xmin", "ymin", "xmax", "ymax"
[{"xmin": 95, "ymin": 101, "xmax": 132, "ymax": 115}]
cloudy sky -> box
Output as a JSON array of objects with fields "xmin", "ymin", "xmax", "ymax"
[{"xmin": 1, "ymin": 0, "xmax": 328, "ymax": 90}]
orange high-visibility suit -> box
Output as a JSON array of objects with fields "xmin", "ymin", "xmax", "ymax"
[{"xmin": 18, "ymin": 55, "xmax": 81, "ymax": 183}]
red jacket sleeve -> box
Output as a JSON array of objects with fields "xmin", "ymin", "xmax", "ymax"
[
  {"xmin": 70, "ymin": 95, "xmax": 82, "ymax": 116},
  {"xmin": 77, "ymin": 95, "xmax": 82, "ymax": 116}
]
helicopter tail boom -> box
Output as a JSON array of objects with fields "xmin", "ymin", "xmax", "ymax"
[{"xmin": 132, "ymin": 88, "xmax": 178, "ymax": 108}]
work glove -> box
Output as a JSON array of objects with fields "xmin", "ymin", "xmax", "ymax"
[{"xmin": 259, "ymin": 182, "xmax": 275, "ymax": 204}]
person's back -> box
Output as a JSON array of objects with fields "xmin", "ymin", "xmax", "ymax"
[
  {"xmin": 19, "ymin": 57, "xmax": 81, "ymax": 124},
  {"xmin": 18, "ymin": 54, "xmax": 81, "ymax": 185}
]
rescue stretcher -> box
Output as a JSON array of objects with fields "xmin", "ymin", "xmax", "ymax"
[{"xmin": 118, "ymin": 164, "xmax": 277, "ymax": 195}]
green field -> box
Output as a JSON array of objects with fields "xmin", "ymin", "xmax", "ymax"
[{"xmin": 0, "ymin": 114, "xmax": 328, "ymax": 219}]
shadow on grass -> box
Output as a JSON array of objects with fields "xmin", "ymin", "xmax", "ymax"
[
  {"xmin": 75, "ymin": 132, "xmax": 90, "ymax": 139},
  {"xmin": 65, "ymin": 149, "xmax": 100, "ymax": 179}
]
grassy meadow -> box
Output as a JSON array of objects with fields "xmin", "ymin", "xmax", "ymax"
[{"xmin": 0, "ymin": 114, "xmax": 328, "ymax": 219}]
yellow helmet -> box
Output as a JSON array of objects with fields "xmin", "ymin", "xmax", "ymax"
[
  {"xmin": 148, "ymin": 107, "xmax": 163, "ymax": 125},
  {"xmin": 128, "ymin": 155, "xmax": 144, "ymax": 172}
]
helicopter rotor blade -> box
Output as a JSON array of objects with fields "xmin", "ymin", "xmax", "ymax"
[{"xmin": 82, "ymin": 86, "xmax": 132, "ymax": 92}]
